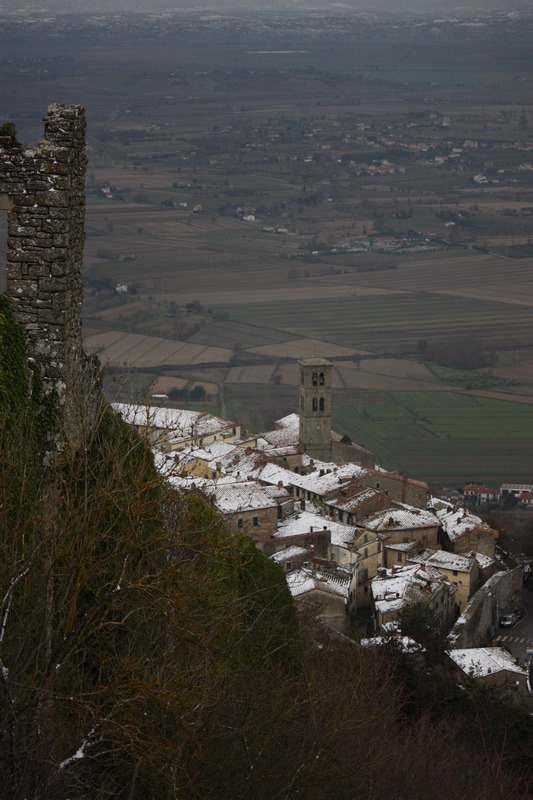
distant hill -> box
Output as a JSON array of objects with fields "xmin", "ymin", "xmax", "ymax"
[{"xmin": 1, "ymin": 0, "xmax": 531, "ymax": 16}]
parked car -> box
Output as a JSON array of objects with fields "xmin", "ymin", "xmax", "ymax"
[{"xmin": 500, "ymin": 611, "xmax": 521, "ymax": 627}]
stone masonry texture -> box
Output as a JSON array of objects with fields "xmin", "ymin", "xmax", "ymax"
[{"xmin": 0, "ymin": 104, "xmax": 101, "ymax": 451}]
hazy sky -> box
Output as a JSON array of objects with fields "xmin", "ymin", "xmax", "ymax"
[{"xmin": 1, "ymin": 0, "xmax": 531, "ymax": 14}]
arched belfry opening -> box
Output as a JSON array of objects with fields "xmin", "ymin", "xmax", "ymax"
[{"xmin": 298, "ymin": 357, "xmax": 332, "ymax": 462}]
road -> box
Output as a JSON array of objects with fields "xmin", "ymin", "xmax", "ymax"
[{"xmin": 495, "ymin": 587, "xmax": 533, "ymax": 669}]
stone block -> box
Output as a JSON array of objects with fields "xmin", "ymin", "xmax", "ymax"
[
  {"xmin": 41, "ymin": 248, "xmax": 67, "ymax": 263},
  {"xmin": 35, "ymin": 191, "xmax": 67, "ymax": 207}
]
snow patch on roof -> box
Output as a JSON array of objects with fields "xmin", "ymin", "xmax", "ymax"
[
  {"xmin": 286, "ymin": 568, "xmax": 350, "ymax": 599},
  {"xmin": 448, "ymin": 647, "xmax": 526, "ymax": 678},
  {"xmin": 364, "ymin": 505, "xmax": 438, "ymax": 532}
]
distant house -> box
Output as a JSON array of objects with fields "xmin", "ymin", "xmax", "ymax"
[
  {"xmin": 463, "ymin": 484, "xmax": 499, "ymax": 505},
  {"xmin": 501, "ymin": 483, "xmax": 533, "ymax": 501},
  {"xmin": 519, "ymin": 491, "xmax": 533, "ymax": 507}
]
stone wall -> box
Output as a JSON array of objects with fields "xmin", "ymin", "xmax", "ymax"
[
  {"xmin": 447, "ymin": 567, "xmax": 523, "ymax": 649},
  {"xmin": 0, "ymin": 104, "xmax": 101, "ymax": 451}
]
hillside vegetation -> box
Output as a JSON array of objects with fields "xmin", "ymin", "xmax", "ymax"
[{"xmin": 1, "ymin": 295, "xmax": 532, "ymax": 798}]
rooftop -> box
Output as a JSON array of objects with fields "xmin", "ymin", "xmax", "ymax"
[
  {"xmin": 364, "ymin": 505, "xmax": 438, "ymax": 532},
  {"xmin": 409, "ymin": 548, "xmax": 475, "ymax": 573},
  {"xmin": 448, "ymin": 648, "xmax": 526, "ymax": 679}
]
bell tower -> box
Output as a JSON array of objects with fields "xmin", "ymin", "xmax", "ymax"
[{"xmin": 298, "ymin": 357, "xmax": 332, "ymax": 462}]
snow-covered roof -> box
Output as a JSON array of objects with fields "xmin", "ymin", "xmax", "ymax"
[
  {"xmin": 471, "ymin": 551, "xmax": 495, "ymax": 570},
  {"xmin": 372, "ymin": 565, "xmax": 454, "ymax": 615},
  {"xmin": 174, "ymin": 440, "xmax": 237, "ymax": 470},
  {"xmin": 436, "ymin": 506, "xmax": 498, "ymax": 542},
  {"xmin": 113, "ymin": 403, "xmax": 237, "ymax": 440},
  {"xmin": 360, "ymin": 636, "xmax": 424, "ymax": 654},
  {"xmin": 270, "ymin": 546, "xmax": 308, "ymax": 563},
  {"xmin": 384, "ymin": 541, "xmax": 418, "ymax": 553},
  {"xmin": 448, "ymin": 648, "xmax": 526, "ymax": 679},
  {"xmin": 258, "ymin": 426, "xmax": 300, "ymax": 449},
  {"xmin": 409, "ymin": 548, "xmax": 475, "ymax": 573},
  {"xmin": 501, "ymin": 483, "xmax": 533, "ymax": 492},
  {"xmin": 364, "ymin": 505, "xmax": 438, "ymax": 533},
  {"xmin": 275, "ymin": 413, "xmax": 300, "ymax": 430},
  {"xmin": 209, "ymin": 481, "xmax": 278, "ymax": 514},
  {"xmin": 274, "ymin": 510, "xmax": 357, "ymax": 547},
  {"xmin": 327, "ymin": 487, "xmax": 381, "ymax": 512},
  {"xmin": 263, "ymin": 484, "xmax": 292, "ymax": 502},
  {"xmin": 286, "ymin": 568, "xmax": 350, "ymax": 599},
  {"xmin": 216, "ymin": 446, "xmax": 271, "ymax": 478},
  {"xmin": 286, "ymin": 462, "xmax": 368, "ymax": 497}
]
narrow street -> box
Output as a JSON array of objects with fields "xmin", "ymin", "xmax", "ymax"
[{"xmin": 495, "ymin": 587, "xmax": 533, "ymax": 671}]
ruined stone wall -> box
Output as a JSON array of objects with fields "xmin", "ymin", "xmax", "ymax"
[{"xmin": 0, "ymin": 104, "xmax": 101, "ymax": 450}]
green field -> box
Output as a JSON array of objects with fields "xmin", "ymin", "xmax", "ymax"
[
  {"xmin": 333, "ymin": 391, "xmax": 533, "ymax": 485},
  {"xmin": 218, "ymin": 293, "xmax": 533, "ymax": 353}
]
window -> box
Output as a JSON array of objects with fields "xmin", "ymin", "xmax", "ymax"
[
  {"xmin": 237, "ymin": 518, "xmax": 243, "ymax": 528},
  {"xmin": 375, "ymin": 482, "xmax": 380, "ymax": 489},
  {"xmin": 312, "ymin": 398, "xmax": 318, "ymax": 411},
  {"xmin": 319, "ymin": 372, "xmax": 325, "ymax": 385},
  {"xmin": 312, "ymin": 372, "xmax": 318, "ymax": 386},
  {"xmin": 319, "ymin": 397, "xmax": 324, "ymax": 412},
  {"xmin": 364, "ymin": 548, "xmax": 368, "ymax": 558},
  {"xmin": 253, "ymin": 516, "xmax": 259, "ymax": 527},
  {"xmin": 398, "ymin": 553, "xmax": 402, "ymax": 562},
  {"xmin": 453, "ymin": 570, "xmax": 458, "ymax": 576}
]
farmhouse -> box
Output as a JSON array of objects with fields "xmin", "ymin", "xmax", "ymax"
[{"xmin": 463, "ymin": 483, "xmax": 499, "ymax": 505}]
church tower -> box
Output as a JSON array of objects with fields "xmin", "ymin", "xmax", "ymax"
[{"xmin": 298, "ymin": 357, "xmax": 332, "ymax": 462}]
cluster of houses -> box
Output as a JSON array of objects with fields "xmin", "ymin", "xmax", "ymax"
[
  {"xmin": 113, "ymin": 357, "xmax": 528, "ymax": 691},
  {"xmin": 463, "ymin": 482, "xmax": 533, "ymax": 508}
]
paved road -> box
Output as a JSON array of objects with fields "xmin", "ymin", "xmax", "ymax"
[{"xmin": 495, "ymin": 587, "xmax": 533, "ymax": 667}]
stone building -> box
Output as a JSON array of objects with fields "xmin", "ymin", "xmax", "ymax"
[
  {"xmin": 298, "ymin": 357, "xmax": 332, "ymax": 462},
  {"xmin": 0, "ymin": 104, "xmax": 100, "ymax": 451}
]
